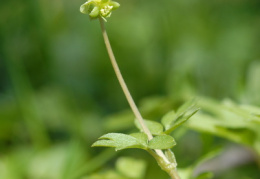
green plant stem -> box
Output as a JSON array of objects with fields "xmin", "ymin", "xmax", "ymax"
[
  {"xmin": 99, "ymin": 18, "xmax": 153, "ymax": 140},
  {"xmin": 148, "ymin": 150, "xmax": 180, "ymax": 179},
  {"xmin": 99, "ymin": 18, "xmax": 180, "ymax": 179}
]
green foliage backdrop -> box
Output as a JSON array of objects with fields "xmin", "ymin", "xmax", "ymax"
[{"xmin": 0, "ymin": 0, "xmax": 260, "ymax": 178}]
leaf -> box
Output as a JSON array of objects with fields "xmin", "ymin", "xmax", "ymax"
[
  {"xmin": 177, "ymin": 99, "xmax": 197, "ymax": 115},
  {"xmin": 92, "ymin": 133, "xmax": 147, "ymax": 151},
  {"xmin": 91, "ymin": 140, "xmax": 116, "ymax": 148},
  {"xmin": 135, "ymin": 119, "xmax": 164, "ymax": 135},
  {"xmin": 130, "ymin": 133, "xmax": 148, "ymax": 147},
  {"xmin": 224, "ymin": 100, "xmax": 260, "ymax": 124},
  {"xmin": 148, "ymin": 135, "xmax": 176, "ymax": 149},
  {"xmin": 162, "ymin": 99, "xmax": 199, "ymax": 134},
  {"xmin": 190, "ymin": 98, "xmax": 260, "ymax": 152},
  {"xmin": 161, "ymin": 110, "xmax": 176, "ymax": 130},
  {"xmin": 195, "ymin": 172, "xmax": 214, "ymax": 179},
  {"xmin": 187, "ymin": 111, "xmax": 257, "ymax": 146},
  {"xmin": 215, "ymin": 126, "xmax": 256, "ymax": 145},
  {"xmin": 115, "ymin": 157, "xmax": 147, "ymax": 178}
]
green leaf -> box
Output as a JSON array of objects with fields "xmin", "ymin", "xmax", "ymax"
[
  {"xmin": 187, "ymin": 112, "xmax": 257, "ymax": 146},
  {"xmin": 161, "ymin": 110, "xmax": 176, "ymax": 130},
  {"xmin": 195, "ymin": 172, "xmax": 214, "ymax": 179},
  {"xmin": 176, "ymin": 99, "xmax": 197, "ymax": 115},
  {"xmin": 224, "ymin": 100, "xmax": 260, "ymax": 124},
  {"xmin": 148, "ymin": 135, "xmax": 176, "ymax": 149},
  {"xmin": 115, "ymin": 157, "xmax": 147, "ymax": 178},
  {"xmin": 130, "ymin": 133, "xmax": 148, "ymax": 147},
  {"xmin": 215, "ymin": 126, "xmax": 256, "ymax": 145},
  {"xmin": 135, "ymin": 119, "xmax": 164, "ymax": 135},
  {"xmin": 92, "ymin": 133, "xmax": 147, "ymax": 151},
  {"xmin": 91, "ymin": 139, "xmax": 116, "ymax": 148},
  {"xmin": 162, "ymin": 100, "xmax": 199, "ymax": 134}
]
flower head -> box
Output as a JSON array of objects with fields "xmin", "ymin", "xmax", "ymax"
[{"xmin": 80, "ymin": 0, "xmax": 120, "ymax": 21}]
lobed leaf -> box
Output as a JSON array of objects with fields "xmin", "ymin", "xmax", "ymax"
[
  {"xmin": 162, "ymin": 99, "xmax": 199, "ymax": 134},
  {"xmin": 187, "ymin": 112, "xmax": 258, "ymax": 147},
  {"xmin": 223, "ymin": 100, "xmax": 260, "ymax": 124},
  {"xmin": 130, "ymin": 133, "xmax": 148, "ymax": 147},
  {"xmin": 92, "ymin": 133, "xmax": 148, "ymax": 151},
  {"xmin": 161, "ymin": 110, "xmax": 176, "ymax": 130},
  {"xmin": 148, "ymin": 135, "xmax": 176, "ymax": 149}
]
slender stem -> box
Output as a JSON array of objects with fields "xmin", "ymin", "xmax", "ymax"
[
  {"xmin": 99, "ymin": 18, "xmax": 153, "ymax": 140},
  {"xmin": 99, "ymin": 18, "xmax": 180, "ymax": 179}
]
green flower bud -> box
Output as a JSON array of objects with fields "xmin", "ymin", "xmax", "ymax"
[{"xmin": 80, "ymin": 0, "xmax": 120, "ymax": 21}]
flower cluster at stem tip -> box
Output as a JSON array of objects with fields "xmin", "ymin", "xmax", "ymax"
[{"xmin": 80, "ymin": 0, "xmax": 120, "ymax": 21}]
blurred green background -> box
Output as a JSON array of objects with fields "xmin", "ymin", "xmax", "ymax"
[{"xmin": 0, "ymin": 0, "xmax": 260, "ymax": 178}]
